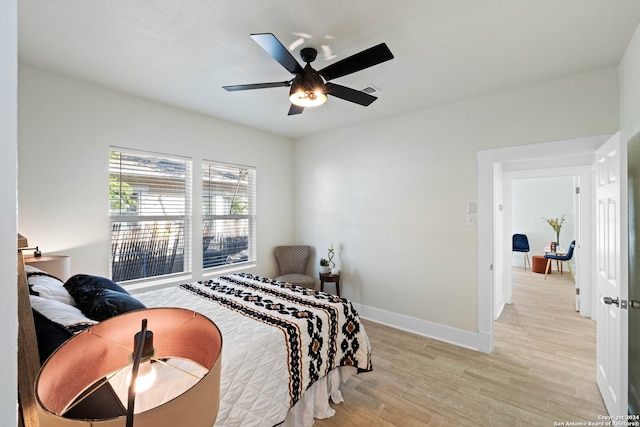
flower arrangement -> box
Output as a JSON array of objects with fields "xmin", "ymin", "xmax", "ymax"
[{"xmin": 543, "ymin": 214, "xmax": 567, "ymax": 246}]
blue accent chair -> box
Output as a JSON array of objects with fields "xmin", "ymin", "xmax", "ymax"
[
  {"xmin": 544, "ymin": 240, "xmax": 575, "ymax": 283},
  {"xmin": 512, "ymin": 234, "xmax": 531, "ymax": 270}
]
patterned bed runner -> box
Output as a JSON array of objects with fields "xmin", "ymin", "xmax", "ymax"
[{"xmin": 179, "ymin": 273, "xmax": 372, "ymax": 406}]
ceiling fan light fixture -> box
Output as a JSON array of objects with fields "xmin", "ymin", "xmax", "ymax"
[
  {"xmin": 289, "ymin": 88, "xmax": 327, "ymax": 107},
  {"xmin": 289, "ymin": 71, "xmax": 327, "ymax": 107}
]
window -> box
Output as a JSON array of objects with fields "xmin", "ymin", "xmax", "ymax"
[
  {"xmin": 202, "ymin": 161, "xmax": 256, "ymax": 269},
  {"xmin": 109, "ymin": 148, "xmax": 192, "ymax": 282}
]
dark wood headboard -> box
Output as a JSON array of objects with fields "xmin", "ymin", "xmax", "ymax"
[{"xmin": 17, "ymin": 234, "xmax": 40, "ymax": 427}]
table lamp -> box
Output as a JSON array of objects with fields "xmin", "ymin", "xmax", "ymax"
[
  {"xmin": 17, "ymin": 233, "xmax": 71, "ymax": 280},
  {"xmin": 23, "ymin": 254, "xmax": 71, "ymax": 281},
  {"xmin": 35, "ymin": 308, "xmax": 222, "ymax": 427}
]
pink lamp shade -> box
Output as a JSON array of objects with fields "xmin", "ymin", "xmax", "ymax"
[{"xmin": 35, "ymin": 308, "xmax": 222, "ymax": 427}]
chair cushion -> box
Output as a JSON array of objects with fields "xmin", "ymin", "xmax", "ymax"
[
  {"xmin": 276, "ymin": 274, "xmax": 316, "ymax": 289},
  {"xmin": 544, "ymin": 252, "xmax": 571, "ymax": 261}
]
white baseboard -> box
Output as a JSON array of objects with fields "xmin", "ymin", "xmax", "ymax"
[{"xmin": 352, "ymin": 302, "xmax": 492, "ymax": 353}]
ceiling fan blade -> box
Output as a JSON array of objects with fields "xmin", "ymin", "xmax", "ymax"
[
  {"xmin": 250, "ymin": 33, "xmax": 304, "ymax": 74},
  {"xmin": 325, "ymin": 82, "xmax": 377, "ymax": 106},
  {"xmin": 288, "ymin": 104, "xmax": 304, "ymax": 115},
  {"xmin": 223, "ymin": 81, "xmax": 291, "ymax": 91},
  {"xmin": 319, "ymin": 43, "xmax": 394, "ymax": 81}
]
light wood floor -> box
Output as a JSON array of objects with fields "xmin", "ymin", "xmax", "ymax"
[{"xmin": 314, "ymin": 267, "xmax": 606, "ymax": 426}]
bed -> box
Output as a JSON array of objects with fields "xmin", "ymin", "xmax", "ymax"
[{"xmin": 16, "ymin": 241, "xmax": 372, "ymax": 427}]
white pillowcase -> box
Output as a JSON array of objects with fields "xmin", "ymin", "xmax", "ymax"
[
  {"xmin": 26, "ymin": 265, "xmax": 75, "ymax": 305},
  {"xmin": 29, "ymin": 295, "xmax": 97, "ymax": 328}
]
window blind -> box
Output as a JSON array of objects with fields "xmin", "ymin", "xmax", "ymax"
[
  {"xmin": 202, "ymin": 161, "xmax": 256, "ymax": 269},
  {"xmin": 109, "ymin": 148, "xmax": 191, "ymax": 282}
]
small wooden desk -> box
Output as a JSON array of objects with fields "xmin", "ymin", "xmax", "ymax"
[
  {"xmin": 544, "ymin": 246, "xmax": 566, "ymax": 255},
  {"xmin": 319, "ymin": 272, "xmax": 340, "ymax": 296}
]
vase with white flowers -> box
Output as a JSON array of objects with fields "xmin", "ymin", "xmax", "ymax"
[{"xmin": 543, "ymin": 214, "xmax": 567, "ymax": 247}]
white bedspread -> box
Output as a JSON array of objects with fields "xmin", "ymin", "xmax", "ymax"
[{"xmin": 133, "ymin": 273, "xmax": 371, "ymax": 427}]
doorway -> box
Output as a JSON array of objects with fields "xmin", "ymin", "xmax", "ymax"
[
  {"xmin": 498, "ymin": 171, "xmax": 584, "ymax": 319},
  {"xmin": 476, "ymin": 134, "xmax": 609, "ymax": 352}
]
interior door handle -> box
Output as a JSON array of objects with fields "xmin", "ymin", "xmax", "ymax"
[
  {"xmin": 603, "ymin": 297, "xmax": 619, "ymax": 306},
  {"xmin": 631, "ymin": 300, "xmax": 640, "ymax": 309}
]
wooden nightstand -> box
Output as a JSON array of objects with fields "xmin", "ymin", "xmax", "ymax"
[{"xmin": 319, "ymin": 272, "xmax": 340, "ymax": 296}]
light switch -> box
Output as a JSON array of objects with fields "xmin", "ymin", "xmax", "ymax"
[{"xmin": 466, "ymin": 214, "xmax": 476, "ymax": 226}]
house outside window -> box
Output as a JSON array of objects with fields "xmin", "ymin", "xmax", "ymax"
[
  {"xmin": 202, "ymin": 160, "xmax": 256, "ymax": 269},
  {"xmin": 109, "ymin": 148, "xmax": 192, "ymax": 282}
]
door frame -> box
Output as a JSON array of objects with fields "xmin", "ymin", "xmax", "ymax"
[
  {"xmin": 477, "ymin": 134, "xmax": 610, "ymax": 352},
  {"xmin": 627, "ymin": 132, "xmax": 640, "ymax": 414}
]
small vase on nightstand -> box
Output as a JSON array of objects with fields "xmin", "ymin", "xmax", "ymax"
[{"xmin": 319, "ymin": 258, "xmax": 330, "ymax": 274}]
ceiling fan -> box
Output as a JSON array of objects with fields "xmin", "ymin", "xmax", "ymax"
[{"xmin": 222, "ymin": 33, "xmax": 394, "ymax": 116}]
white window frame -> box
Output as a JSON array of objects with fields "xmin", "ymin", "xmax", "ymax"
[
  {"xmin": 201, "ymin": 160, "xmax": 257, "ymax": 272},
  {"xmin": 109, "ymin": 147, "xmax": 192, "ymax": 284}
]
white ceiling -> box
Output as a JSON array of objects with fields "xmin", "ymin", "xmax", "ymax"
[{"xmin": 18, "ymin": 0, "xmax": 640, "ymax": 139}]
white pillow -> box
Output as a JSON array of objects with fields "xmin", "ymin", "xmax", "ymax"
[
  {"xmin": 29, "ymin": 295, "xmax": 96, "ymax": 329},
  {"xmin": 26, "ymin": 266, "xmax": 74, "ymax": 305},
  {"xmin": 25, "ymin": 265, "xmax": 43, "ymax": 274}
]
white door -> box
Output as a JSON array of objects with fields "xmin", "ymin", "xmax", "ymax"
[{"xmin": 596, "ymin": 131, "xmax": 628, "ymax": 416}]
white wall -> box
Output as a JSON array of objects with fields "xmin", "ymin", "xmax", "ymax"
[
  {"xmin": 294, "ymin": 66, "xmax": 619, "ymax": 341},
  {"xmin": 511, "ymin": 176, "xmax": 575, "ymax": 267},
  {"xmin": 18, "ymin": 66, "xmax": 295, "ymax": 282},
  {"xmin": 621, "ymin": 23, "xmax": 640, "ymax": 139},
  {"xmin": 0, "ymin": 0, "xmax": 17, "ymax": 424}
]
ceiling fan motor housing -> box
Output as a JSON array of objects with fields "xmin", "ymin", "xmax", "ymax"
[{"xmin": 300, "ymin": 47, "xmax": 318, "ymax": 64}]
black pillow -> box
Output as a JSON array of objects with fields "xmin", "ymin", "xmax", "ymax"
[
  {"xmin": 79, "ymin": 288, "xmax": 146, "ymax": 321},
  {"xmin": 64, "ymin": 274, "xmax": 146, "ymax": 321},
  {"xmin": 32, "ymin": 309, "xmax": 73, "ymax": 364},
  {"xmin": 65, "ymin": 274, "xmax": 129, "ymax": 294}
]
